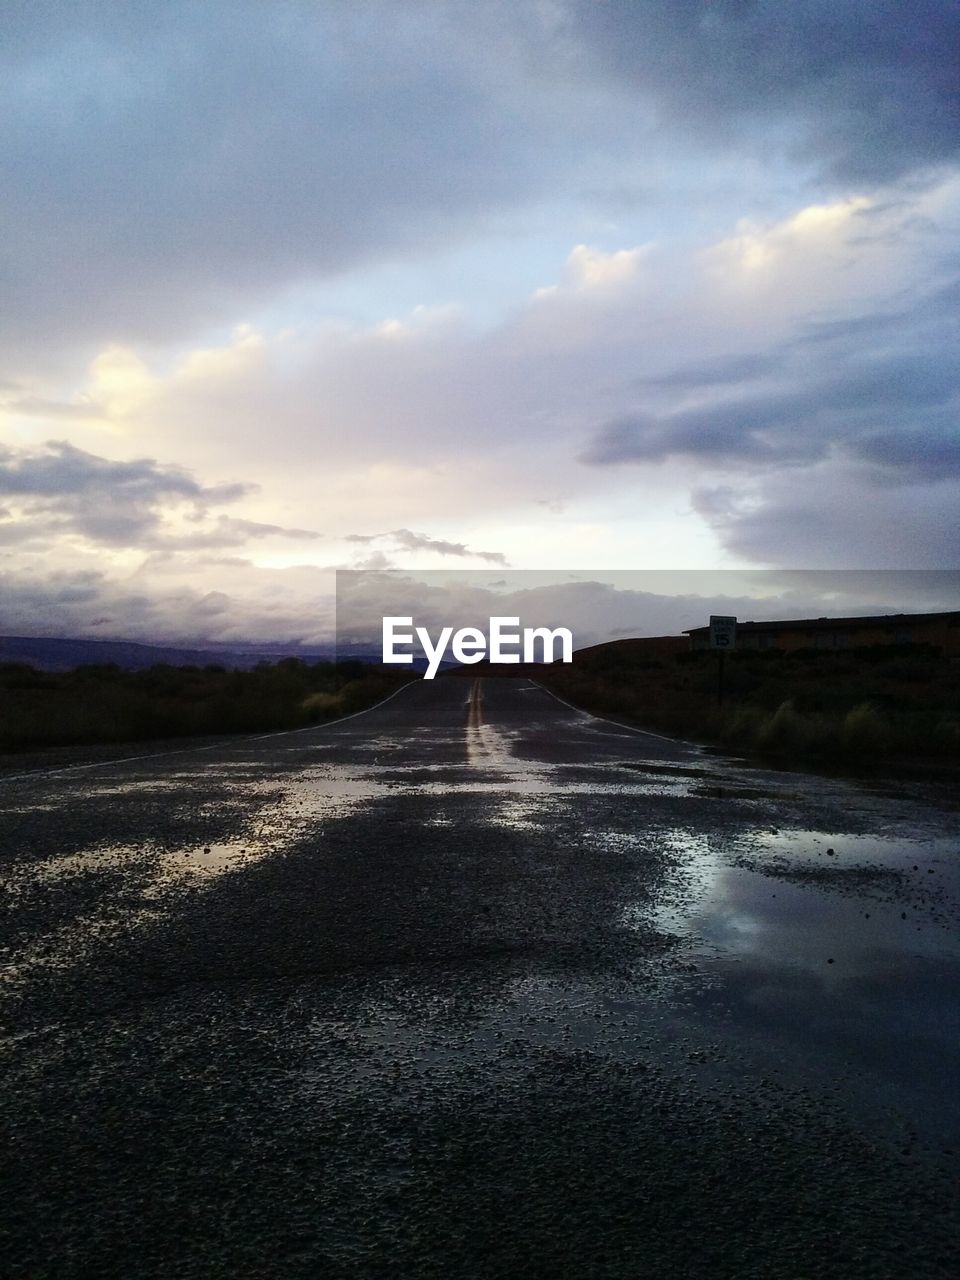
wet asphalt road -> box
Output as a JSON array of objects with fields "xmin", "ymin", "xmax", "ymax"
[{"xmin": 2, "ymin": 677, "xmax": 959, "ymax": 1278}]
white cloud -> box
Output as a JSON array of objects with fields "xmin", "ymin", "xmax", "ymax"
[
  {"xmin": 535, "ymin": 243, "xmax": 650, "ymax": 297},
  {"xmin": 0, "ymin": 173, "xmax": 957, "ymax": 641}
]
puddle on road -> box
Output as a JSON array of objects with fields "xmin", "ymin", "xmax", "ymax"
[
  {"xmin": 0, "ymin": 838, "xmax": 259, "ymax": 995},
  {"xmin": 642, "ymin": 828, "xmax": 960, "ymax": 938},
  {"xmin": 612, "ymin": 823, "xmax": 960, "ymax": 1144},
  {"xmin": 618, "ymin": 761, "xmax": 714, "ymax": 779},
  {"xmin": 288, "ymin": 816, "xmax": 960, "ymax": 1150},
  {"xmin": 4, "ymin": 840, "xmax": 255, "ymax": 886},
  {"xmin": 1, "ymin": 766, "xmax": 395, "ymax": 998}
]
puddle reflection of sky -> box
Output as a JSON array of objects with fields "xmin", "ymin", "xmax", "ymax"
[{"xmin": 643, "ymin": 829, "xmax": 960, "ymax": 1145}]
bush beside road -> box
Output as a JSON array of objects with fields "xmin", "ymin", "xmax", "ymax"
[
  {"xmin": 0, "ymin": 658, "xmax": 416, "ymax": 753},
  {"xmin": 534, "ymin": 641, "xmax": 960, "ymax": 771}
]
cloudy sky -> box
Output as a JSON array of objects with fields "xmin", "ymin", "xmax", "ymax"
[{"xmin": 2, "ymin": 1, "xmax": 958, "ymax": 643}]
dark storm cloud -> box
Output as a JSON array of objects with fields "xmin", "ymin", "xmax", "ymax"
[
  {"xmin": 797, "ymin": 279, "xmax": 960, "ymax": 345},
  {"xmin": 693, "ymin": 473, "xmax": 960, "ymax": 567},
  {"xmin": 159, "ymin": 516, "xmax": 322, "ymax": 551},
  {"xmin": 635, "ymin": 352, "xmax": 783, "ymax": 390},
  {"xmin": 854, "ymin": 428, "xmax": 960, "ymax": 475},
  {"xmin": 584, "ymin": 360, "xmax": 960, "ymax": 471},
  {"xmin": 6, "ymin": 2, "xmax": 954, "ymax": 366},
  {"xmin": 563, "ymin": 0, "xmax": 960, "ymax": 183},
  {"xmin": 582, "ymin": 276, "xmax": 960, "ymax": 479},
  {"xmin": 0, "ymin": 0, "xmax": 557, "ymax": 354},
  {"xmin": 0, "ymin": 441, "xmax": 317, "ymax": 548},
  {"xmin": 346, "ymin": 528, "xmax": 508, "ymax": 565},
  {"xmin": 0, "ymin": 566, "xmax": 317, "ymax": 642},
  {"xmin": 0, "ymin": 440, "xmax": 246, "ymax": 504}
]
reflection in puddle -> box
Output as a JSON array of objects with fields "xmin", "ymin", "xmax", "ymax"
[
  {"xmin": 456, "ymin": 680, "xmax": 717, "ymax": 833},
  {"xmin": 465, "ymin": 680, "xmax": 538, "ymax": 784},
  {"xmin": 624, "ymin": 823, "xmax": 960, "ymax": 1144},
  {"xmin": 0, "ymin": 838, "xmax": 258, "ymax": 994},
  {"xmin": 141, "ymin": 841, "xmax": 259, "ymax": 894},
  {"xmin": 1, "ymin": 766, "xmax": 400, "ymax": 998}
]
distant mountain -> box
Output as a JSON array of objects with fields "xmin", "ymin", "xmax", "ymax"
[
  {"xmin": 0, "ymin": 635, "xmax": 346, "ymax": 672},
  {"xmin": 0, "ymin": 634, "xmax": 519, "ymax": 674}
]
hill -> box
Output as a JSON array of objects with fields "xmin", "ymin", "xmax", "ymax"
[
  {"xmin": 533, "ymin": 637, "xmax": 960, "ymax": 771},
  {"xmin": 0, "ymin": 634, "xmax": 346, "ymax": 672}
]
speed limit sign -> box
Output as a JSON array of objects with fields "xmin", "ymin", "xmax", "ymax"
[{"xmin": 709, "ymin": 615, "xmax": 737, "ymax": 649}]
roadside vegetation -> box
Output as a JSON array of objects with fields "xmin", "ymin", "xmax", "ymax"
[
  {"xmin": 0, "ymin": 659, "xmax": 416, "ymax": 753},
  {"xmin": 535, "ymin": 642, "xmax": 960, "ymax": 770}
]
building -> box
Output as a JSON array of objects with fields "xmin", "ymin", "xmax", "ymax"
[{"xmin": 683, "ymin": 610, "xmax": 960, "ymax": 654}]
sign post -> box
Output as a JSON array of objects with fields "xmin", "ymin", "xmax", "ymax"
[{"xmin": 709, "ymin": 615, "xmax": 737, "ymax": 707}]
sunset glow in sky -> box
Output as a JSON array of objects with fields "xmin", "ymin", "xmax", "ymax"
[{"xmin": 1, "ymin": 2, "xmax": 958, "ymax": 642}]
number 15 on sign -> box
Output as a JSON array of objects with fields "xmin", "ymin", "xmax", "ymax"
[{"xmin": 709, "ymin": 616, "xmax": 737, "ymax": 649}]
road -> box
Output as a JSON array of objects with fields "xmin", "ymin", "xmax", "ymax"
[{"xmin": 2, "ymin": 677, "xmax": 959, "ymax": 1278}]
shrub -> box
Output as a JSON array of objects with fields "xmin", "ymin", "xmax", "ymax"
[
  {"xmin": 841, "ymin": 702, "xmax": 894, "ymax": 754},
  {"xmin": 932, "ymin": 717, "xmax": 960, "ymax": 754},
  {"xmin": 720, "ymin": 705, "xmax": 766, "ymax": 746},
  {"xmin": 756, "ymin": 700, "xmax": 836, "ymax": 755},
  {"xmin": 302, "ymin": 691, "xmax": 344, "ymax": 720},
  {"xmin": 0, "ymin": 660, "xmax": 416, "ymax": 752}
]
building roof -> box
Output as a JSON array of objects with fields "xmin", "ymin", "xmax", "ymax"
[{"xmin": 683, "ymin": 609, "xmax": 960, "ymax": 637}]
